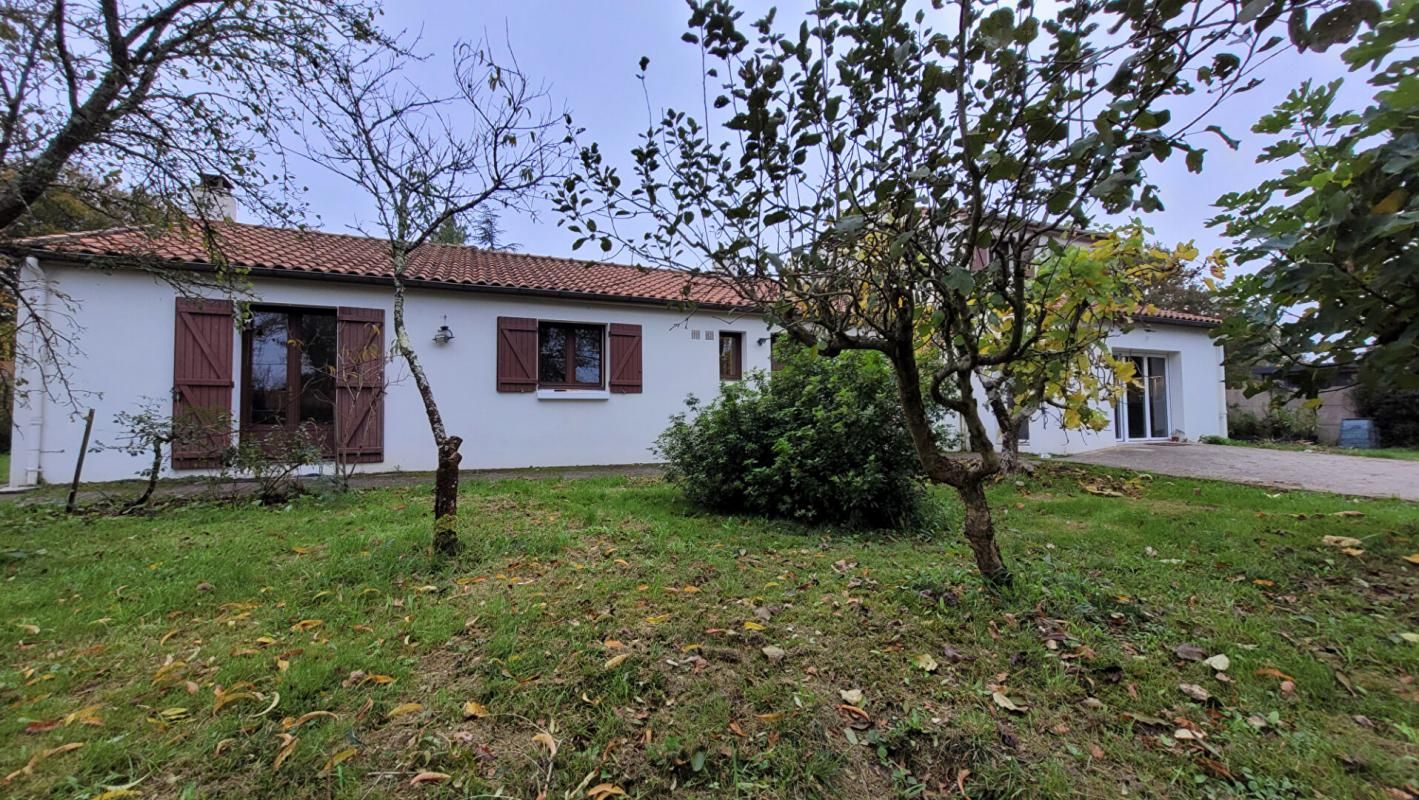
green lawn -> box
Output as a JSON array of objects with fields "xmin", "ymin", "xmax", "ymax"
[
  {"xmin": 1, "ymin": 468, "xmax": 1416, "ymax": 799},
  {"xmin": 1204, "ymin": 437, "xmax": 1419, "ymax": 461}
]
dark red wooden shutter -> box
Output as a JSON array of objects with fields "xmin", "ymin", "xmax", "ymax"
[
  {"xmin": 336, "ymin": 307, "xmax": 385, "ymax": 463},
  {"xmin": 172, "ymin": 298, "xmax": 234, "ymax": 469},
  {"xmin": 608, "ymin": 323, "xmax": 643, "ymax": 394},
  {"xmin": 497, "ymin": 316, "xmax": 538, "ymax": 392}
]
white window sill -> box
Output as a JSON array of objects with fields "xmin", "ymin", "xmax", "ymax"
[{"xmin": 536, "ymin": 389, "xmax": 610, "ymax": 401}]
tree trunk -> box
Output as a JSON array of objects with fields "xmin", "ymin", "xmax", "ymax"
[
  {"xmin": 958, "ymin": 479, "xmax": 1012, "ymax": 587},
  {"xmin": 432, "ymin": 435, "xmax": 463, "ymax": 556},
  {"xmin": 391, "ymin": 260, "xmax": 462, "ymax": 556}
]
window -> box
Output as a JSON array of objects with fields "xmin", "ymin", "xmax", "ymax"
[
  {"xmin": 242, "ymin": 307, "xmax": 337, "ymax": 438},
  {"xmin": 538, "ymin": 322, "xmax": 604, "ymax": 388},
  {"xmin": 719, "ymin": 332, "xmax": 743, "ymax": 380}
]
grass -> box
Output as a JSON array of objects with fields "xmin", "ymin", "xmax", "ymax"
[
  {"xmin": 1203, "ymin": 437, "xmax": 1419, "ymax": 462},
  {"xmin": 1, "ymin": 467, "xmax": 1416, "ymax": 800},
  {"xmin": 1, "ymin": 451, "xmax": 9, "ymax": 483}
]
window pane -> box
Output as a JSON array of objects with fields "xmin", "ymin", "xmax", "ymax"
[
  {"xmin": 1148, "ymin": 356, "xmax": 1169, "ymax": 438},
  {"xmin": 573, "ymin": 326, "xmax": 602, "ymax": 385},
  {"xmin": 1126, "ymin": 356, "xmax": 1146, "ymax": 439},
  {"xmin": 539, "ymin": 324, "xmax": 567, "ymax": 384},
  {"xmin": 299, "ymin": 312, "xmax": 337, "ymax": 425},
  {"xmin": 720, "ymin": 334, "xmax": 740, "ymax": 378},
  {"xmin": 249, "ymin": 311, "xmax": 289, "ymax": 426}
]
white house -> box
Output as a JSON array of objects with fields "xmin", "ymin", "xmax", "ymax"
[{"xmin": 5, "ymin": 221, "xmax": 1225, "ymax": 487}]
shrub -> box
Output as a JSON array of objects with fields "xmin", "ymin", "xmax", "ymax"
[
  {"xmin": 1355, "ymin": 386, "xmax": 1419, "ymax": 447},
  {"xmin": 1226, "ymin": 403, "xmax": 1316, "ymax": 442},
  {"xmin": 656, "ymin": 343, "xmax": 929, "ymax": 528}
]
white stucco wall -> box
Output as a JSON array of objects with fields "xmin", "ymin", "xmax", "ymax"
[
  {"xmin": 8, "ymin": 263, "xmax": 771, "ymax": 485},
  {"xmin": 973, "ymin": 322, "xmax": 1228, "ymax": 455}
]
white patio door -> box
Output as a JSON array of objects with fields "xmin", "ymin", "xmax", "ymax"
[{"xmin": 1114, "ymin": 354, "xmax": 1170, "ymax": 441}]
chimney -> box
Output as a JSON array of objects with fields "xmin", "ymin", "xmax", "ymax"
[{"xmin": 194, "ymin": 173, "xmax": 237, "ymax": 221}]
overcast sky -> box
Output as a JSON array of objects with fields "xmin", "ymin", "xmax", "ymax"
[{"xmin": 286, "ymin": 1, "xmax": 1367, "ymax": 269}]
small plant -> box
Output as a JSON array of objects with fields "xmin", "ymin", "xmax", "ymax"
[
  {"xmin": 101, "ymin": 399, "xmax": 229, "ymax": 510},
  {"xmin": 656, "ymin": 342, "xmax": 931, "ymax": 529},
  {"xmin": 223, "ymin": 426, "xmax": 324, "ymax": 505},
  {"xmin": 1226, "ymin": 403, "xmax": 1317, "ymax": 443},
  {"xmin": 1355, "ymin": 385, "xmax": 1419, "ymax": 447}
]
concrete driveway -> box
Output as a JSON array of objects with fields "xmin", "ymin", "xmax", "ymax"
[{"xmin": 1064, "ymin": 443, "xmax": 1419, "ymax": 501}]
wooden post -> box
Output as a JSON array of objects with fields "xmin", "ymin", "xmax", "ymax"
[{"xmin": 66, "ymin": 408, "xmax": 95, "ymax": 513}]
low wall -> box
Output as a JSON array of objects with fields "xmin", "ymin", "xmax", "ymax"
[{"xmin": 1225, "ymin": 385, "xmax": 1360, "ymax": 445}]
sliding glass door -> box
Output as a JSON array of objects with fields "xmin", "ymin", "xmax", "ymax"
[{"xmin": 1114, "ymin": 354, "xmax": 1170, "ymax": 441}]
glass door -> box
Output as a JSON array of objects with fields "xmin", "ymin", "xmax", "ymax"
[{"xmin": 1115, "ymin": 355, "xmax": 1170, "ymax": 441}]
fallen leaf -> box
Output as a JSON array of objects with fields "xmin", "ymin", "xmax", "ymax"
[
  {"xmin": 839, "ymin": 689, "xmax": 864, "ymax": 705},
  {"xmin": 366, "ymin": 674, "xmax": 396, "ymax": 685},
  {"xmin": 1178, "ymin": 683, "xmax": 1212, "ymax": 702},
  {"xmin": 23, "ymin": 719, "xmax": 60, "ymax": 734},
  {"xmin": 1174, "ymin": 643, "xmax": 1205, "ymax": 661},
  {"xmin": 532, "ymin": 732, "xmax": 559, "ymax": 758},
  {"xmin": 1203, "ymin": 654, "xmax": 1231, "ymax": 672},
  {"xmin": 2, "ymin": 742, "xmax": 83, "ymax": 783},
  {"xmin": 409, "ymin": 771, "xmax": 450, "ymax": 785},
  {"xmin": 92, "ymin": 790, "xmax": 141, "ymax": 800},
  {"xmin": 283, "ymin": 710, "xmax": 337, "ymax": 729},
  {"xmin": 742, "ymin": 621, "xmax": 766, "ymax": 631},
  {"xmin": 1403, "ymin": 553, "xmax": 1419, "ymax": 565},
  {"xmin": 1399, "ymin": 633, "xmax": 1419, "ymax": 644},
  {"xmin": 912, "ymin": 653, "xmax": 939, "ymax": 673},
  {"xmin": 1341, "ymin": 547, "xmax": 1366, "ymax": 557},
  {"xmin": 1321, "ymin": 535, "xmax": 1362, "ymax": 549},
  {"xmin": 1254, "ymin": 667, "xmax": 1295, "ymax": 682},
  {"xmin": 272, "ymin": 734, "xmax": 298, "ymax": 772},
  {"xmin": 15, "ymin": 623, "xmax": 40, "ymax": 636},
  {"xmin": 387, "ymin": 702, "xmax": 423, "ymax": 719},
  {"xmin": 604, "ymin": 654, "xmax": 630, "ymax": 670},
  {"xmin": 320, "ymin": 746, "xmax": 358, "ymax": 775},
  {"xmin": 991, "ymin": 691, "xmax": 1028, "ymax": 713},
  {"xmin": 586, "ymin": 783, "xmax": 628, "ymax": 799},
  {"xmin": 289, "ymin": 619, "xmax": 324, "ymax": 632},
  {"xmin": 603, "ymin": 639, "xmax": 625, "ymax": 650},
  {"xmin": 1331, "ymin": 510, "xmax": 1364, "ymax": 518},
  {"xmin": 761, "ymin": 645, "xmax": 786, "ymax": 663},
  {"xmin": 462, "ymin": 700, "xmax": 490, "ymax": 719}
]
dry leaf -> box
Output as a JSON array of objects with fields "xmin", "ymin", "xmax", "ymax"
[
  {"xmin": 586, "ymin": 783, "xmax": 628, "ymax": 799},
  {"xmin": 366, "ymin": 674, "xmax": 396, "ymax": 685},
  {"xmin": 1403, "ymin": 553, "xmax": 1419, "ymax": 565},
  {"xmin": 912, "ymin": 653, "xmax": 939, "ymax": 673},
  {"xmin": 532, "ymin": 732, "xmax": 559, "ymax": 758},
  {"xmin": 1203, "ymin": 654, "xmax": 1231, "ymax": 672},
  {"xmin": 1178, "ymin": 683, "xmax": 1211, "ymax": 702},
  {"xmin": 1173, "ymin": 643, "xmax": 1205, "ymax": 661},
  {"xmin": 272, "ymin": 734, "xmax": 298, "ymax": 772},
  {"xmin": 742, "ymin": 621, "xmax": 766, "ymax": 631},
  {"xmin": 991, "ymin": 692, "xmax": 1028, "ymax": 713},
  {"xmin": 604, "ymin": 654, "xmax": 630, "ymax": 670},
  {"xmin": 289, "ymin": 619, "xmax": 324, "ymax": 632},
  {"xmin": 839, "ymin": 689, "xmax": 864, "ymax": 705},
  {"xmin": 409, "ymin": 771, "xmax": 450, "ymax": 785},
  {"xmin": 92, "ymin": 790, "xmax": 141, "ymax": 800},
  {"xmin": 388, "ymin": 702, "xmax": 423, "ymax": 719},
  {"xmin": 1321, "ymin": 535, "xmax": 1362, "ymax": 549},
  {"xmin": 3, "ymin": 741, "xmax": 83, "ymax": 784},
  {"xmin": 320, "ymin": 746, "xmax": 358, "ymax": 775},
  {"xmin": 283, "ymin": 710, "xmax": 337, "ymax": 729},
  {"xmin": 462, "ymin": 700, "xmax": 490, "ymax": 719}
]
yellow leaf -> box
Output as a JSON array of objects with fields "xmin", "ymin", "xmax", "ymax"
[
  {"xmin": 319, "ymin": 746, "xmax": 358, "ymax": 775},
  {"xmin": 644, "ymin": 614, "xmax": 669, "ymax": 624},
  {"xmin": 409, "ymin": 771, "xmax": 450, "ymax": 785},
  {"xmin": 387, "ymin": 702, "xmax": 423, "ymax": 719},
  {"xmin": 3, "ymin": 742, "xmax": 83, "ymax": 783},
  {"xmin": 289, "ymin": 619, "xmax": 324, "ymax": 632},
  {"xmin": 462, "ymin": 700, "xmax": 490, "ymax": 719},
  {"xmin": 1403, "ymin": 553, "xmax": 1419, "ymax": 565},
  {"xmin": 272, "ymin": 733, "xmax": 298, "ymax": 772},
  {"xmin": 63, "ymin": 704, "xmax": 104, "ymax": 727},
  {"xmin": 603, "ymin": 639, "xmax": 625, "ymax": 650},
  {"xmin": 213, "ymin": 690, "xmax": 260, "ymax": 714},
  {"xmin": 92, "ymin": 790, "xmax": 141, "ymax": 800},
  {"xmin": 366, "ymin": 674, "xmax": 396, "ymax": 685},
  {"xmin": 742, "ymin": 621, "xmax": 766, "ymax": 631},
  {"xmin": 604, "ymin": 654, "xmax": 630, "ymax": 670},
  {"xmin": 532, "ymin": 732, "xmax": 559, "ymax": 757},
  {"xmin": 912, "ymin": 653, "xmax": 939, "ymax": 673},
  {"xmin": 586, "ymin": 783, "xmax": 628, "ymax": 799},
  {"xmin": 1370, "ymin": 188, "xmax": 1407, "ymax": 215},
  {"xmin": 283, "ymin": 710, "xmax": 337, "ymax": 729}
]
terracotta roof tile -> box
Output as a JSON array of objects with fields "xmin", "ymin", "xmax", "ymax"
[
  {"xmin": 1134, "ymin": 307, "xmax": 1222, "ymax": 327},
  {"xmin": 15, "ymin": 221, "xmax": 749, "ymax": 308}
]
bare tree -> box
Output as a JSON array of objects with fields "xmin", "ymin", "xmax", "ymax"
[
  {"xmin": 0, "ymin": 0, "xmax": 386, "ymax": 407},
  {"xmin": 303, "ymin": 41, "xmax": 571, "ymax": 556}
]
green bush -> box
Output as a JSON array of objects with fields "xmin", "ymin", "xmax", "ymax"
[
  {"xmin": 655, "ymin": 344, "xmax": 929, "ymax": 528},
  {"xmin": 1355, "ymin": 386, "xmax": 1419, "ymax": 447},
  {"xmin": 1226, "ymin": 403, "xmax": 1317, "ymax": 442}
]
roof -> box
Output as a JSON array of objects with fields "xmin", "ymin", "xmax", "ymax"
[
  {"xmin": 1134, "ymin": 308, "xmax": 1222, "ymax": 328},
  {"xmin": 12, "ymin": 221, "xmax": 750, "ymax": 309},
  {"xmin": 12, "ymin": 220, "xmax": 1220, "ymax": 327}
]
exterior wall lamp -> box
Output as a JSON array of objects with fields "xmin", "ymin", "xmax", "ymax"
[{"xmin": 433, "ymin": 319, "xmax": 455, "ymax": 345}]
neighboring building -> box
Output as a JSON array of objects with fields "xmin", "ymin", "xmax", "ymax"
[
  {"xmin": 5, "ymin": 221, "xmax": 1227, "ymax": 487},
  {"xmin": 972, "ymin": 308, "xmax": 1228, "ymax": 455},
  {"xmin": 1225, "ymin": 365, "xmax": 1361, "ymax": 446},
  {"xmin": 6, "ymin": 222, "xmax": 771, "ymax": 486}
]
